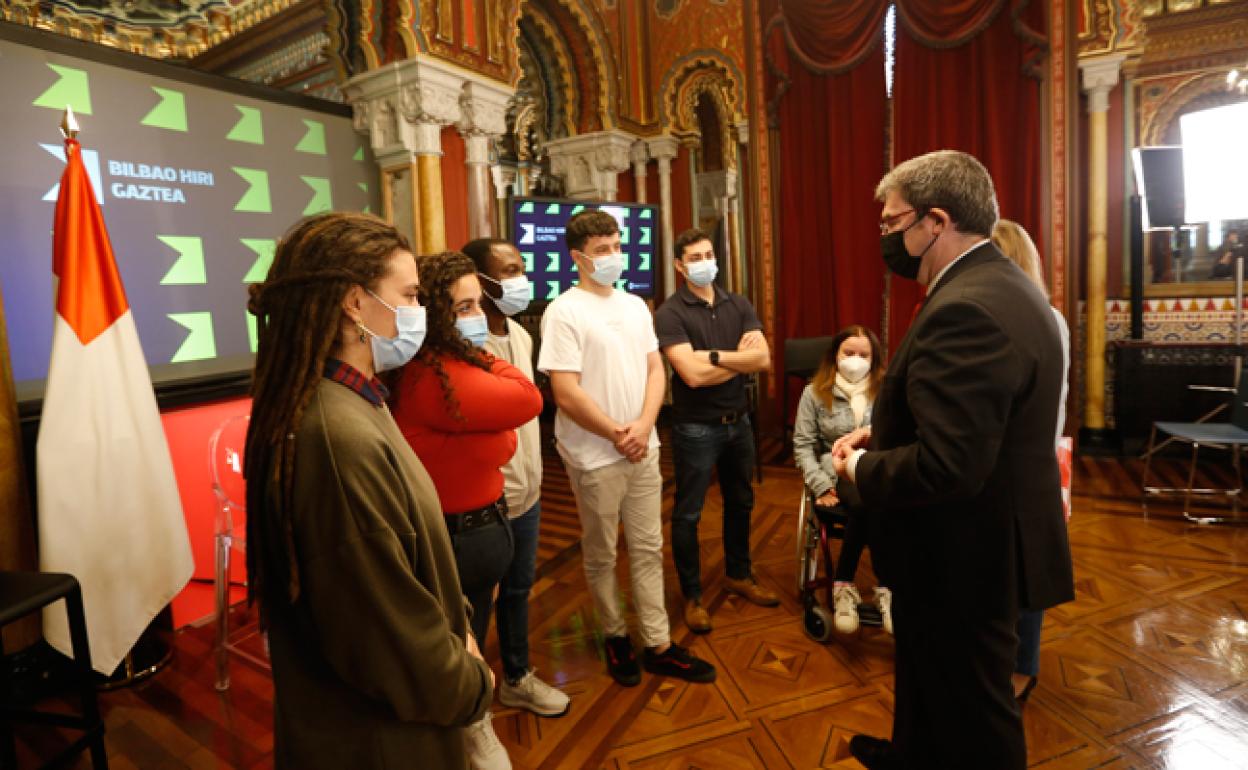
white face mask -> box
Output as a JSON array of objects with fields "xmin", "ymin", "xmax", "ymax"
[
  {"xmin": 587, "ymin": 252, "xmax": 624, "ymax": 286},
  {"xmin": 479, "ymin": 273, "xmax": 531, "ymax": 316},
  {"xmin": 838, "ymin": 355, "xmax": 871, "ymax": 383},
  {"xmin": 360, "ymin": 290, "xmax": 426, "ymax": 372},
  {"xmin": 685, "ymin": 259, "xmax": 718, "ymax": 288}
]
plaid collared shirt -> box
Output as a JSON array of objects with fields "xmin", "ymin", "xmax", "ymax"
[{"xmin": 323, "ymin": 357, "xmax": 390, "ymax": 407}]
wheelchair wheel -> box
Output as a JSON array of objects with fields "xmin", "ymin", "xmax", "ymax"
[{"xmin": 803, "ymin": 604, "xmax": 834, "ymax": 643}]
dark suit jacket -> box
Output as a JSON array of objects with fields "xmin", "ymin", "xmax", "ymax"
[{"xmin": 856, "ymin": 241, "xmax": 1074, "ymax": 620}]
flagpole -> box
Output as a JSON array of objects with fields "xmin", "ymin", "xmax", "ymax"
[{"xmin": 56, "ymin": 108, "xmax": 176, "ymax": 689}]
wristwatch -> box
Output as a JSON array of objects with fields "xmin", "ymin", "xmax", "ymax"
[{"xmin": 709, "ymin": 350, "xmax": 721, "ymax": 367}]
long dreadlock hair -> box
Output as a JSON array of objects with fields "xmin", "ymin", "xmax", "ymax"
[
  {"xmin": 397, "ymin": 251, "xmax": 493, "ymax": 421},
  {"xmin": 244, "ymin": 212, "xmax": 410, "ymax": 621}
]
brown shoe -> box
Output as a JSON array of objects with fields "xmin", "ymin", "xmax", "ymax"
[
  {"xmin": 724, "ymin": 575, "xmax": 780, "ymax": 607},
  {"xmin": 684, "ymin": 599, "xmax": 712, "ymax": 634}
]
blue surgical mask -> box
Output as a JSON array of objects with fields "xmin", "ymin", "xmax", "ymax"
[
  {"xmin": 455, "ymin": 313, "xmax": 489, "ymax": 347},
  {"xmin": 685, "ymin": 259, "xmax": 718, "ymax": 288},
  {"xmin": 587, "ymin": 252, "xmax": 624, "ymax": 287},
  {"xmin": 361, "ymin": 290, "xmax": 426, "ymax": 372},
  {"xmin": 479, "ymin": 273, "xmax": 532, "ymax": 316}
]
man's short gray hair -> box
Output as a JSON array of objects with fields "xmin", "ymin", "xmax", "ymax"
[{"xmin": 875, "ymin": 150, "xmax": 999, "ymax": 237}]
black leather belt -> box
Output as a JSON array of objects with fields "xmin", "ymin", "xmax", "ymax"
[
  {"xmin": 445, "ymin": 498, "xmax": 509, "ymax": 533},
  {"xmin": 713, "ymin": 411, "xmax": 745, "ymax": 425}
]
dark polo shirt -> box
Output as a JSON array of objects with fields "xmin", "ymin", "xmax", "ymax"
[{"xmin": 654, "ymin": 283, "xmax": 763, "ymax": 423}]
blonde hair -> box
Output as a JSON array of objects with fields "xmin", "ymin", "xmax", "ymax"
[{"xmin": 992, "ymin": 219, "xmax": 1046, "ymax": 297}]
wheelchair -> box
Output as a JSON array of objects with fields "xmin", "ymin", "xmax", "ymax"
[{"xmin": 795, "ymin": 486, "xmax": 883, "ymax": 642}]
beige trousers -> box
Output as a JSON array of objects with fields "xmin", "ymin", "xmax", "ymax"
[{"xmin": 565, "ymin": 452, "xmax": 670, "ymax": 648}]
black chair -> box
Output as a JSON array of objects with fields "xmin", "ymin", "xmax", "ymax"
[
  {"xmin": 1141, "ymin": 366, "xmax": 1248, "ymax": 524},
  {"xmin": 1, "ymin": 571, "xmax": 108, "ymax": 769},
  {"xmin": 782, "ymin": 336, "xmax": 837, "ymax": 442}
]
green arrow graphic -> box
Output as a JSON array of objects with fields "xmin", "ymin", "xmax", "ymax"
[
  {"xmin": 33, "ymin": 64, "xmax": 92, "ymax": 114},
  {"xmin": 620, "ymin": 226, "xmax": 630, "ymax": 246},
  {"xmin": 545, "ymin": 203, "xmax": 561, "ymax": 215},
  {"xmin": 157, "ymin": 236, "xmax": 206, "ymax": 285},
  {"xmin": 246, "ymin": 311, "xmax": 259, "ymax": 354},
  {"xmin": 640, "ymin": 208, "xmax": 653, "ymax": 219},
  {"xmin": 353, "ymin": 146, "xmax": 365, "ymax": 162},
  {"xmin": 357, "ymin": 182, "xmax": 370, "ymax": 214},
  {"xmin": 241, "ymin": 238, "xmax": 276, "ymax": 283},
  {"xmin": 227, "ymin": 105, "xmax": 264, "ymax": 144},
  {"xmin": 232, "ymin": 168, "xmax": 271, "ymax": 212},
  {"xmin": 546, "ymin": 252, "xmax": 560, "ymax": 272},
  {"xmin": 168, "ymin": 312, "xmax": 217, "ymax": 363},
  {"xmin": 521, "ymin": 251, "xmax": 534, "ymax": 271},
  {"xmin": 295, "ymin": 119, "xmax": 327, "ymax": 155},
  {"xmin": 639, "ymin": 252, "xmax": 651, "ymax": 271},
  {"xmin": 518, "ymin": 201, "xmax": 534, "ymax": 214},
  {"xmin": 301, "ymin": 176, "xmax": 332, "ymax": 215},
  {"xmin": 639, "ymin": 226, "xmax": 652, "ymax": 245},
  {"xmin": 546, "ymin": 281, "xmax": 560, "ymax": 300},
  {"xmin": 141, "ymin": 87, "xmax": 187, "ymax": 132},
  {"xmin": 570, "ymin": 205, "xmax": 585, "ymax": 216}
]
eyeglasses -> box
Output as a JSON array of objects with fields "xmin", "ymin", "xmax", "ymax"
[{"xmin": 879, "ymin": 209, "xmax": 917, "ymax": 235}]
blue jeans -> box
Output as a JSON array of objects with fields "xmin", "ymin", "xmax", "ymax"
[
  {"xmin": 671, "ymin": 416, "xmax": 756, "ymax": 600},
  {"xmin": 496, "ymin": 502, "xmax": 540, "ymax": 681},
  {"xmin": 1015, "ymin": 609, "xmax": 1043, "ymax": 676}
]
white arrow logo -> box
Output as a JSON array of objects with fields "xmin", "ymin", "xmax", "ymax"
[
  {"xmin": 40, "ymin": 143, "xmax": 104, "ymax": 205},
  {"xmin": 520, "ymin": 222, "xmax": 536, "ymax": 245}
]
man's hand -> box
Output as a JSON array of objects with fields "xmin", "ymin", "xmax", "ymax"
[
  {"xmin": 614, "ymin": 421, "xmax": 650, "ymax": 463},
  {"xmin": 815, "ymin": 491, "xmax": 839, "ymax": 507},
  {"xmin": 831, "ymin": 426, "xmax": 872, "ymax": 460},
  {"xmin": 738, "ymin": 330, "xmax": 766, "ymax": 350}
]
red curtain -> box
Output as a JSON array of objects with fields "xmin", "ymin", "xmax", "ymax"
[
  {"xmin": 775, "ymin": 0, "xmax": 890, "ymax": 73},
  {"xmin": 897, "ymin": 0, "xmax": 1004, "ymax": 47},
  {"xmin": 888, "ymin": 1, "xmax": 1045, "ymax": 353}
]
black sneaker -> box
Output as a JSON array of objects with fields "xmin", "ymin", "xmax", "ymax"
[
  {"xmin": 604, "ymin": 635, "xmax": 641, "ymax": 687},
  {"xmin": 642, "ymin": 642, "xmax": 717, "ymax": 683}
]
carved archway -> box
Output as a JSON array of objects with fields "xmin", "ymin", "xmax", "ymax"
[{"xmin": 660, "ymin": 51, "xmax": 745, "ymax": 169}]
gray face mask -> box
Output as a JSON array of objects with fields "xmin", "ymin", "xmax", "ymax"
[{"xmin": 360, "ymin": 290, "xmax": 426, "ymax": 371}]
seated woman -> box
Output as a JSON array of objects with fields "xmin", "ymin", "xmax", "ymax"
[
  {"xmin": 390, "ymin": 250, "xmax": 543, "ymax": 770},
  {"xmin": 792, "ymin": 325, "xmax": 892, "ymax": 635},
  {"xmin": 244, "ymin": 212, "xmax": 494, "ymax": 770}
]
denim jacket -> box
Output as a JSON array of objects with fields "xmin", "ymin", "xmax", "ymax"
[{"xmin": 792, "ymin": 382, "xmax": 872, "ymax": 495}]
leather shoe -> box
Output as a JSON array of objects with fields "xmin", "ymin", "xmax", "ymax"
[
  {"xmin": 1017, "ymin": 675, "xmax": 1039, "ymax": 703},
  {"xmin": 724, "ymin": 574, "xmax": 780, "ymax": 607},
  {"xmin": 848, "ymin": 734, "xmax": 901, "ymax": 769},
  {"xmin": 684, "ymin": 599, "xmax": 712, "ymax": 634}
]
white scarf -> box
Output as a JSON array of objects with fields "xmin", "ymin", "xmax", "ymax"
[{"xmin": 835, "ymin": 372, "xmax": 871, "ymax": 428}]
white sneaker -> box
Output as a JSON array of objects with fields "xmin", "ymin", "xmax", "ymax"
[
  {"xmin": 499, "ymin": 668, "xmax": 570, "ymax": 717},
  {"xmin": 832, "ymin": 583, "xmax": 861, "ymax": 634},
  {"xmin": 464, "ymin": 711, "xmax": 511, "ymax": 770},
  {"xmin": 875, "ymin": 586, "xmax": 894, "ymax": 635}
]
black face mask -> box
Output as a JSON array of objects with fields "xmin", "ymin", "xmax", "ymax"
[{"xmin": 880, "ymin": 212, "xmax": 938, "ymax": 280}]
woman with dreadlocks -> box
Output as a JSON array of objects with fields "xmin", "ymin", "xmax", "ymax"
[
  {"xmin": 390, "ymin": 250, "xmax": 543, "ymax": 770},
  {"xmin": 245, "ymin": 213, "xmax": 494, "ymax": 770}
]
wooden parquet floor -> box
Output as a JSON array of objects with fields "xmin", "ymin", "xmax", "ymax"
[{"xmin": 11, "ymin": 438, "xmax": 1248, "ymax": 769}]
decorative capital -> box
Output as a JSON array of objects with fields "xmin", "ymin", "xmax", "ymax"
[
  {"xmin": 544, "ymin": 129, "xmax": 639, "ymax": 200},
  {"xmin": 734, "ymin": 120, "xmax": 750, "ymax": 146},
  {"xmin": 630, "ymin": 140, "xmax": 649, "ymax": 169},
  {"xmin": 458, "ymin": 79, "xmax": 512, "ymax": 138},
  {"xmin": 646, "ymin": 134, "xmax": 681, "ymax": 167},
  {"xmin": 1080, "ymin": 54, "xmax": 1127, "ymax": 113}
]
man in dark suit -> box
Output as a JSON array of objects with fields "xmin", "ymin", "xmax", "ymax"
[{"xmin": 832, "ymin": 150, "xmax": 1075, "ymax": 769}]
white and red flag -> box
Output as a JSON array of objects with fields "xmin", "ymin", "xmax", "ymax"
[{"xmin": 37, "ymin": 127, "xmax": 193, "ymax": 675}]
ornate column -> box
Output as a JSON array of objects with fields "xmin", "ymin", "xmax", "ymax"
[
  {"xmin": 1079, "ymin": 54, "xmax": 1125, "ymax": 443},
  {"xmin": 647, "ymin": 134, "xmax": 680, "ymax": 297},
  {"xmin": 630, "ymin": 141, "xmax": 649, "ymax": 203},
  {"xmin": 544, "ymin": 130, "xmax": 635, "ymax": 201},
  {"xmin": 459, "ymin": 80, "xmax": 512, "ymax": 239},
  {"xmin": 344, "ymin": 56, "xmax": 505, "ymax": 254},
  {"xmin": 491, "ymin": 163, "xmax": 518, "ymax": 240}
]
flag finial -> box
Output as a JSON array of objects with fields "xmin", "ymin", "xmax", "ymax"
[{"xmin": 60, "ymin": 106, "xmax": 79, "ymax": 140}]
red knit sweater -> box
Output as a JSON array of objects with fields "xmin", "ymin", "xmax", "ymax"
[{"xmin": 391, "ymin": 353, "xmax": 543, "ymax": 515}]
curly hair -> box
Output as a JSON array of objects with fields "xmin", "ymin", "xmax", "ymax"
[
  {"xmin": 245, "ymin": 212, "xmax": 409, "ymax": 621},
  {"xmin": 404, "ymin": 250, "xmax": 493, "ymax": 420}
]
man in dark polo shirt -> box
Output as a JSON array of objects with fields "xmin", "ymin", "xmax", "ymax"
[{"xmin": 655, "ymin": 228, "xmax": 777, "ymax": 635}]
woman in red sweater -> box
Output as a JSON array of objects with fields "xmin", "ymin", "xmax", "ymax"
[{"xmin": 391, "ymin": 250, "xmax": 542, "ymax": 769}]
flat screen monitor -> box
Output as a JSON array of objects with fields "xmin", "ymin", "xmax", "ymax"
[
  {"xmin": 0, "ymin": 23, "xmax": 376, "ymax": 403},
  {"xmin": 1131, "ymin": 146, "xmax": 1186, "ymax": 230},
  {"xmin": 510, "ymin": 197, "xmax": 659, "ymax": 299}
]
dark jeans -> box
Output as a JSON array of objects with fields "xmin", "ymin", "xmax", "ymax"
[
  {"xmin": 833, "ymin": 510, "xmax": 870, "ymax": 583},
  {"xmin": 671, "ymin": 416, "xmax": 756, "ymax": 600},
  {"xmin": 496, "ymin": 501, "xmax": 540, "ymax": 681},
  {"xmin": 1015, "ymin": 609, "xmax": 1043, "ymax": 676},
  {"xmin": 446, "ymin": 512, "xmax": 514, "ymax": 645}
]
